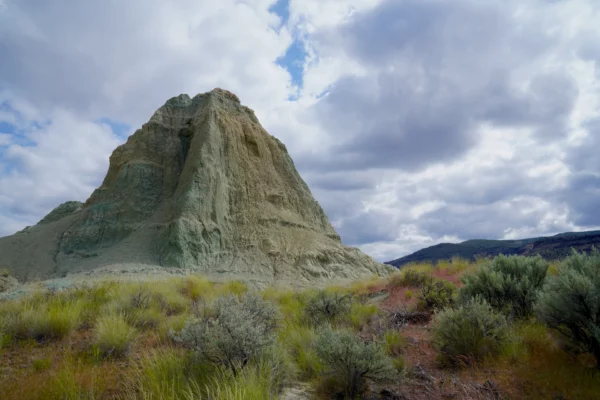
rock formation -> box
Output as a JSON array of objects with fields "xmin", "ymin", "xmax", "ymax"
[{"xmin": 0, "ymin": 89, "xmax": 392, "ymax": 285}]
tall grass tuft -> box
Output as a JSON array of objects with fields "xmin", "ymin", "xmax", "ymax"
[
  {"xmin": 2, "ymin": 297, "xmax": 84, "ymax": 341},
  {"xmin": 93, "ymin": 313, "xmax": 137, "ymax": 359}
]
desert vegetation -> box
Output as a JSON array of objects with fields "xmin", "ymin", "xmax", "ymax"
[{"xmin": 1, "ymin": 252, "xmax": 600, "ymax": 399}]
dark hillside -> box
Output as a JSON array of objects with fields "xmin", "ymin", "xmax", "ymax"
[{"xmin": 386, "ymin": 230, "xmax": 600, "ymax": 268}]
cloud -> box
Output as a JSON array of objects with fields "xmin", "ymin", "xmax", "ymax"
[
  {"xmin": 0, "ymin": 0, "xmax": 295, "ymax": 126},
  {"xmin": 0, "ymin": 96, "xmax": 121, "ymax": 236},
  {"xmin": 301, "ymin": 0, "xmax": 580, "ymax": 172},
  {"xmin": 279, "ymin": 0, "xmax": 600, "ymax": 260},
  {"xmin": 2, "ymin": 0, "xmax": 600, "ymax": 264}
]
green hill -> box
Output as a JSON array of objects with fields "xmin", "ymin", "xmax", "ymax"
[{"xmin": 386, "ymin": 230, "xmax": 600, "ymax": 267}]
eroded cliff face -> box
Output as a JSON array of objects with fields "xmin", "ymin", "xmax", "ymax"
[{"xmin": 0, "ymin": 89, "xmax": 393, "ymax": 285}]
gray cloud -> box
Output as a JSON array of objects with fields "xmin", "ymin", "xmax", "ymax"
[
  {"xmin": 304, "ymin": 0, "xmax": 577, "ymax": 173},
  {"xmin": 291, "ymin": 0, "xmax": 599, "ymax": 260},
  {"xmin": 561, "ymin": 118, "xmax": 600, "ymax": 226}
]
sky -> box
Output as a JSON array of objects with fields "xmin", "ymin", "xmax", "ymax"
[{"xmin": 1, "ymin": 0, "xmax": 600, "ymax": 262}]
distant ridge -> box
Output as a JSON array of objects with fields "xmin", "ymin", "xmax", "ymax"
[{"xmin": 386, "ymin": 230, "xmax": 600, "ymax": 268}]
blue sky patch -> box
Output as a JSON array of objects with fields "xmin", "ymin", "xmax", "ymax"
[
  {"xmin": 97, "ymin": 117, "xmax": 131, "ymax": 138},
  {"xmin": 270, "ymin": 0, "xmax": 307, "ymax": 93},
  {"xmin": 0, "ymin": 121, "xmax": 15, "ymax": 135},
  {"xmin": 277, "ymin": 39, "xmax": 307, "ymax": 90},
  {"xmin": 269, "ymin": 0, "xmax": 290, "ymax": 27}
]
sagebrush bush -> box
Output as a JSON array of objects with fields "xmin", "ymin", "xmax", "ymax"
[
  {"xmin": 418, "ymin": 279, "xmax": 457, "ymax": 311},
  {"xmin": 305, "ymin": 290, "xmax": 352, "ymax": 325},
  {"xmin": 536, "ymin": 249, "xmax": 600, "ymax": 368},
  {"xmin": 172, "ymin": 293, "xmax": 279, "ymax": 376},
  {"xmin": 93, "ymin": 313, "xmax": 137, "ymax": 358},
  {"xmin": 433, "ymin": 297, "xmax": 508, "ymax": 367},
  {"xmin": 315, "ymin": 328, "xmax": 396, "ymax": 399},
  {"xmin": 460, "ymin": 255, "xmax": 548, "ymax": 318}
]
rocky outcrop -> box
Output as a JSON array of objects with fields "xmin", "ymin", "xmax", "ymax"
[
  {"xmin": 37, "ymin": 201, "xmax": 83, "ymax": 225},
  {"xmin": 0, "ymin": 89, "xmax": 392, "ymax": 285}
]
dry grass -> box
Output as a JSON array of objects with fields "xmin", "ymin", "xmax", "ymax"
[{"xmin": 1, "ymin": 266, "xmax": 599, "ymax": 399}]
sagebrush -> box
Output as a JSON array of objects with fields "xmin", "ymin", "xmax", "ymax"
[
  {"xmin": 536, "ymin": 249, "xmax": 600, "ymax": 368},
  {"xmin": 460, "ymin": 255, "xmax": 548, "ymax": 318}
]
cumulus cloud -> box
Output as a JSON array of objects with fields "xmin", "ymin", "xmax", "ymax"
[
  {"xmin": 0, "ymin": 96, "xmax": 122, "ymax": 236},
  {"xmin": 0, "ymin": 0, "xmax": 294, "ymax": 126},
  {"xmin": 286, "ymin": 0, "xmax": 600, "ymax": 260}
]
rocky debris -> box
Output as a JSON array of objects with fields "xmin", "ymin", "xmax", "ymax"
[
  {"xmin": 0, "ymin": 271, "xmax": 18, "ymax": 293},
  {"xmin": 388, "ymin": 306, "xmax": 431, "ymax": 328},
  {"xmin": 281, "ymin": 383, "xmax": 314, "ymax": 400},
  {"xmin": 0, "ymin": 89, "xmax": 394, "ymax": 285}
]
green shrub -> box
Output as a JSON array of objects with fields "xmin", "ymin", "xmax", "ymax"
[
  {"xmin": 433, "ymin": 297, "xmax": 508, "ymax": 367},
  {"xmin": 460, "ymin": 255, "xmax": 548, "ymax": 318},
  {"xmin": 172, "ymin": 293, "xmax": 279, "ymax": 377},
  {"xmin": 93, "ymin": 313, "xmax": 137, "ymax": 358},
  {"xmin": 315, "ymin": 328, "xmax": 396, "ymax": 399},
  {"xmin": 419, "ymin": 279, "xmax": 457, "ymax": 311},
  {"xmin": 389, "ymin": 267, "xmax": 432, "ymax": 288},
  {"xmin": 32, "ymin": 357, "xmax": 52, "ymax": 372},
  {"xmin": 305, "ymin": 290, "xmax": 352, "ymax": 325},
  {"xmin": 535, "ymin": 249, "xmax": 600, "ymax": 368}
]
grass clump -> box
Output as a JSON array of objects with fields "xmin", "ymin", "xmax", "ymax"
[
  {"xmin": 460, "ymin": 254, "xmax": 548, "ymax": 318},
  {"xmin": 32, "ymin": 357, "xmax": 53, "ymax": 372},
  {"xmin": 383, "ymin": 330, "xmax": 406, "ymax": 356},
  {"xmin": 348, "ymin": 301, "xmax": 381, "ymax": 330},
  {"xmin": 178, "ymin": 275, "xmax": 214, "ymax": 302},
  {"xmin": 173, "ymin": 293, "xmax": 279, "ymax": 377},
  {"xmin": 536, "ymin": 249, "xmax": 600, "ymax": 368},
  {"xmin": 217, "ymin": 280, "xmax": 248, "ymax": 297},
  {"xmin": 93, "ymin": 313, "xmax": 137, "ymax": 359},
  {"xmin": 315, "ymin": 328, "xmax": 396, "ymax": 399},
  {"xmin": 279, "ymin": 323, "xmax": 323, "ymax": 379},
  {"xmin": 105, "ymin": 283, "xmax": 188, "ymax": 330},
  {"xmin": 418, "ymin": 278, "xmax": 457, "ymax": 311},
  {"xmin": 124, "ymin": 348, "xmax": 191, "ymax": 400},
  {"xmin": 2, "ymin": 297, "xmax": 84, "ymax": 342},
  {"xmin": 192, "ymin": 353, "xmax": 291, "ymax": 400},
  {"xmin": 433, "ymin": 297, "xmax": 508, "ymax": 367}
]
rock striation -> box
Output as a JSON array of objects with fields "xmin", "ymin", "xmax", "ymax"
[{"xmin": 0, "ymin": 89, "xmax": 392, "ymax": 285}]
